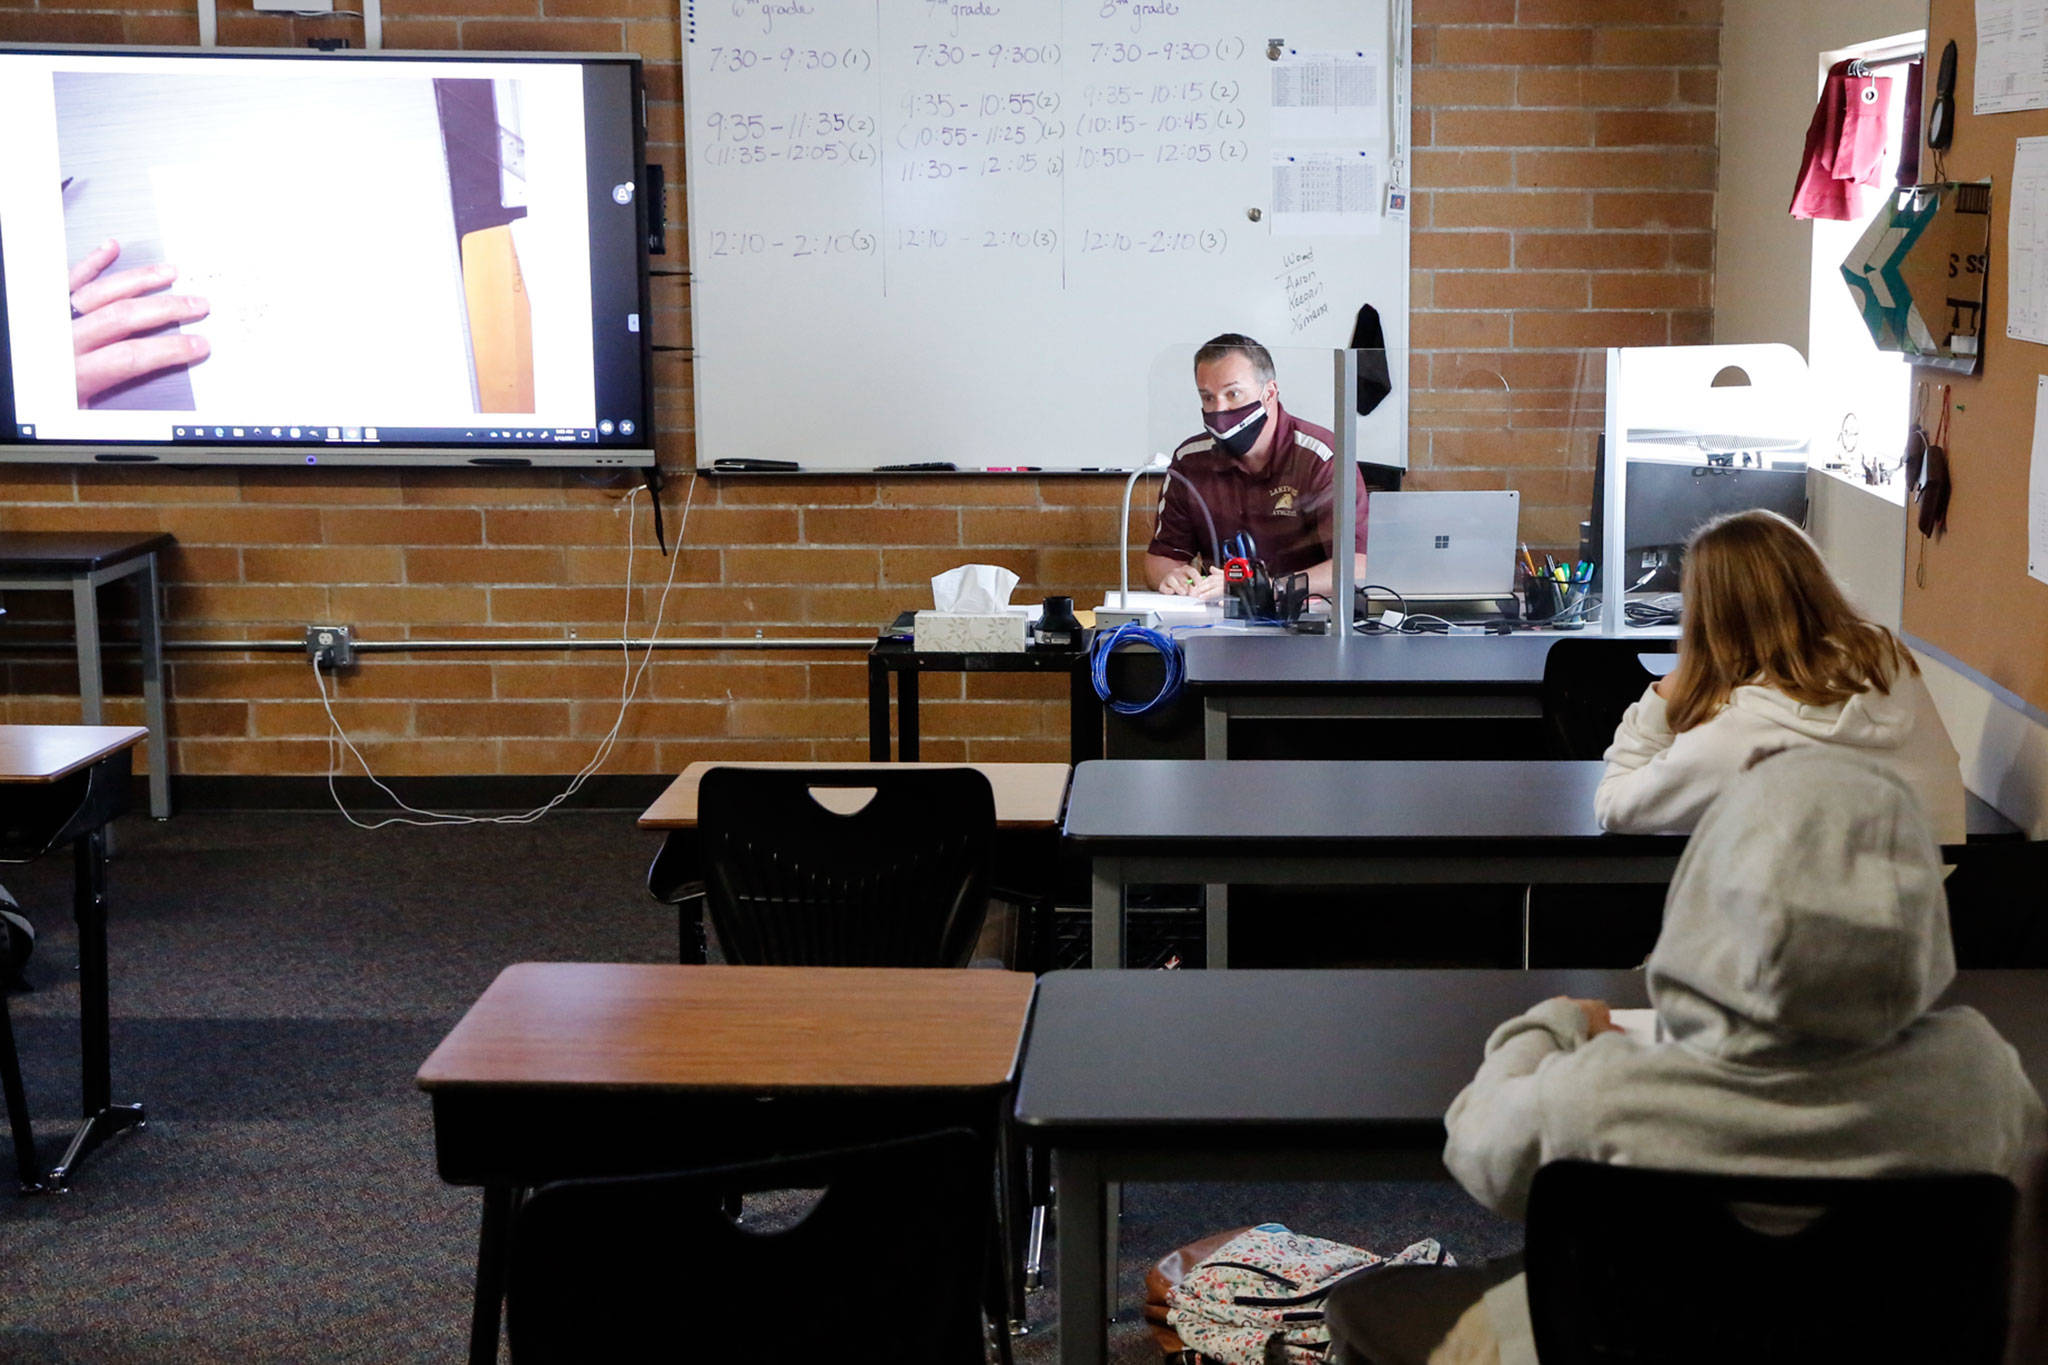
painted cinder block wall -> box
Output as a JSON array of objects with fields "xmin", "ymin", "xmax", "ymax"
[{"xmin": 0, "ymin": 0, "xmax": 1718, "ymax": 775}]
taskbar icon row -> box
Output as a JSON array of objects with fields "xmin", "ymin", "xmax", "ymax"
[{"xmin": 166, "ymin": 422, "xmax": 637, "ymax": 443}]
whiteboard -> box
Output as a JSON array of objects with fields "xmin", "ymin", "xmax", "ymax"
[{"xmin": 681, "ymin": 0, "xmax": 1410, "ymax": 471}]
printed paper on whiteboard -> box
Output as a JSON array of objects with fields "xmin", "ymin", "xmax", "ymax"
[
  {"xmin": 1270, "ymin": 48, "xmax": 1386, "ymax": 143},
  {"xmin": 1270, "ymin": 150, "xmax": 1382, "ymax": 236},
  {"xmin": 2030, "ymin": 376, "xmax": 2048, "ymax": 585}
]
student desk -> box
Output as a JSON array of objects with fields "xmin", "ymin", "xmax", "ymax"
[
  {"xmin": 639, "ymin": 760, "xmax": 1073, "ymax": 962},
  {"xmin": 0, "ymin": 723, "xmax": 149, "ymax": 1189},
  {"xmin": 1183, "ymin": 628, "xmax": 1677, "ymax": 759},
  {"xmin": 418, "ymin": 962, "xmax": 1035, "ymax": 1365},
  {"xmin": 1015, "ymin": 967, "xmax": 2048, "ymax": 1365},
  {"xmin": 1063, "ymin": 759, "xmax": 2025, "ymax": 969},
  {"xmin": 0, "ymin": 533, "xmax": 174, "ymax": 818},
  {"xmin": 639, "ymin": 759, "xmax": 1073, "ymax": 828}
]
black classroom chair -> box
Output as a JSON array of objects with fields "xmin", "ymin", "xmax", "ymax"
[
  {"xmin": 697, "ymin": 765, "xmax": 997, "ymax": 968},
  {"xmin": 1540, "ymin": 636, "xmax": 1678, "ymax": 761},
  {"xmin": 506, "ymin": 1129, "xmax": 992, "ymax": 1364},
  {"xmin": 1525, "ymin": 1160, "xmax": 2019, "ymax": 1364},
  {"xmin": 690, "ymin": 765, "xmax": 1035, "ymax": 1331},
  {"xmin": 651, "ymin": 766, "xmax": 1059, "ymax": 970}
]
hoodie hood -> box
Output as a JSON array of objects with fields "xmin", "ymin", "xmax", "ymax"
[
  {"xmin": 1647, "ymin": 746, "xmax": 1954, "ymax": 1066},
  {"xmin": 1726, "ymin": 674, "xmax": 1914, "ymax": 750}
]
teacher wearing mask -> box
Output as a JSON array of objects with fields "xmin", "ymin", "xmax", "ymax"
[{"xmin": 1144, "ymin": 332, "xmax": 1370, "ymax": 599}]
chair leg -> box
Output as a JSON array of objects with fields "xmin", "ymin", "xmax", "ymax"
[
  {"xmin": 1025, "ymin": 1203, "xmax": 1048, "ymax": 1290},
  {"xmin": 0, "ymin": 989, "xmax": 40, "ymax": 1192},
  {"xmin": 678, "ymin": 896, "xmax": 708, "ymax": 965},
  {"xmin": 983, "ymin": 1214, "xmax": 1018, "ymax": 1365},
  {"xmin": 990, "ymin": 889, "xmax": 1056, "ymax": 974}
]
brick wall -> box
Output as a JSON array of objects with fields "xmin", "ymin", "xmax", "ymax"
[{"xmin": 0, "ymin": 0, "xmax": 1719, "ymax": 778}]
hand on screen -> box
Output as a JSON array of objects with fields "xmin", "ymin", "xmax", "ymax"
[{"xmin": 69, "ymin": 239, "xmax": 211, "ymax": 404}]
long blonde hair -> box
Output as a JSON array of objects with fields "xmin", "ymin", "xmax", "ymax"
[{"xmin": 1663, "ymin": 509, "xmax": 1915, "ymax": 733}]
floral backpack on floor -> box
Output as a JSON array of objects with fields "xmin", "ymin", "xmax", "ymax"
[{"xmin": 1162, "ymin": 1223, "xmax": 1454, "ymax": 1365}]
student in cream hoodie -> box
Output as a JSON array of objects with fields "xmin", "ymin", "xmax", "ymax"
[
  {"xmin": 1596, "ymin": 509, "xmax": 1966, "ymax": 844},
  {"xmin": 1410, "ymin": 749, "xmax": 2045, "ymax": 1365}
]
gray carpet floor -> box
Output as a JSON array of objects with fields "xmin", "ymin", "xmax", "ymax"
[{"xmin": 0, "ymin": 809, "xmax": 1518, "ymax": 1362}]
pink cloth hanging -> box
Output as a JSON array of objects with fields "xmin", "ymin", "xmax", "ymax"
[{"xmin": 1790, "ymin": 60, "xmax": 1895, "ymax": 221}]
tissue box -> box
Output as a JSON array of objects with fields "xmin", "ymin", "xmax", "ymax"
[{"xmin": 913, "ymin": 610, "xmax": 1029, "ymax": 652}]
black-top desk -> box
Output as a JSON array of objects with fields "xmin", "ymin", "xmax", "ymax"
[
  {"xmin": 1016, "ymin": 967, "xmax": 2048, "ymax": 1365},
  {"xmin": 0, "ymin": 532, "xmax": 174, "ymax": 818},
  {"xmin": 1184, "ymin": 628, "xmax": 1677, "ymax": 758},
  {"xmin": 1063, "ymin": 759, "xmax": 2024, "ymax": 968}
]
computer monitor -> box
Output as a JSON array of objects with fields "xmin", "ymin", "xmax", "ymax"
[
  {"xmin": 1622, "ymin": 459, "xmax": 1808, "ymax": 591},
  {"xmin": 0, "ymin": 45, "xmax": 652, "ymax": 468}
]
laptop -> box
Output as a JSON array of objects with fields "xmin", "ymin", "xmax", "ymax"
[{"xmin": 1363, "ymin": 490, "xmax": 1521, "ymax": 600}]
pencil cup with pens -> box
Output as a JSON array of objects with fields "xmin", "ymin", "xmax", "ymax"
[{"xmin": 1520, "ymin": 546, "xmax": 1593, "ymax": 628}]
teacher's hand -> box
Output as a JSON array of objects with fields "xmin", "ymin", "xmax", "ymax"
[
  {"xmin": 71, "ymin": 239, "xmax": 210, "ymax": 404},
  {"xmin": 1160, "ymin": 567, "xmax": 1226, "ymax": 600}
]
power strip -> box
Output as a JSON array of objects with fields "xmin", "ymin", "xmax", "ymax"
[{"xmin": 1095, "ymin": 607, "xmax": 1159, "ymax": 631}]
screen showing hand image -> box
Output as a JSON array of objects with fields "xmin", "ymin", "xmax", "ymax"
[{"xmin": 0, "ymin": 50, "xmax": 649, "ymax": 456}]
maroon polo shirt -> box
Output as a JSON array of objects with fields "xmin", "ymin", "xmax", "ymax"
[{"xmin": 1147, "ymin": 403, "xmax": 1369, "ymax": 576}]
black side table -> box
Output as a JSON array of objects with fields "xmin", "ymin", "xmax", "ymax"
[
  {"xmin": 868, "ymin": 622, "xmax": 1101, "ymax": 764},
  {"xmin": 0, "ymin": 532, "xmax": 176, "ymax": 819}
]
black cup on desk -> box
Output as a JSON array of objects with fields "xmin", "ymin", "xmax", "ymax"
[
  {"xmin": 1522, "ymin": 571, "xmax": 1585, "ymax": 629},
  {"xmin": 1033, "ymin": 596, "xmax": 1083, "ymax": 650}
]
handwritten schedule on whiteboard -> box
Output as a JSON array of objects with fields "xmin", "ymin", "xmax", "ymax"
[{"xmin": 682, "ymin": 0, "xmax": 1406, "ymax": 471}]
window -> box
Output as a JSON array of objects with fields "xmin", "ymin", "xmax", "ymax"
[{"xmin": 1807, "ymin": 32, "xmax": 1925, "ymax": 501}]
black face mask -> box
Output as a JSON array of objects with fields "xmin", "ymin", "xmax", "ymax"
[{"xmin": 1203, "ymin": 399, "xmax": 1267, "ymax": 458}]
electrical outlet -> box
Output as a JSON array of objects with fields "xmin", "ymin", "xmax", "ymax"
[{"xmin": 305, "ymin": 624, "xmax": 356, "ymax": 670}]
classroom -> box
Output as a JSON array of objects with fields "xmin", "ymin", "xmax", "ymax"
[{"xmin": 2, "ymin": 0, "xmax": 2047, "ymax": 1361}]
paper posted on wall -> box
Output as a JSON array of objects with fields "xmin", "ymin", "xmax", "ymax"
[
  {"xmin": 2030, "ymin": 377, "xmax": 2048, "ymax": 586},
  {"xmin": 2011, "ymin": 141, "xmax": 2048, "ymax": 344},
  {"xmin": 1976, "ymin": 0, "xmax": 2048, "ymax": 116}
]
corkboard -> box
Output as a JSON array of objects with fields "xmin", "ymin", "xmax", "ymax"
[{"xmin": 1906, "ymin": 0, "xmax": 2048, "ymax": 716}]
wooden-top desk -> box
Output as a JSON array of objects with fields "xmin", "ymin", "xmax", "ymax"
[
  {"xmin": 0, "ymin": 723, "xmax": 149, "ymax": 1189},
  {"xmin": 638, "ymin": 759, "xmax": 1074, "ymax": 830},
  {"xmin": 0, "ymin": 723, "xmax": 149, "ymax": 784},
  {"xmin": 419, "ymin": 962, "xmax": 1036, "ymax": 1364}
]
